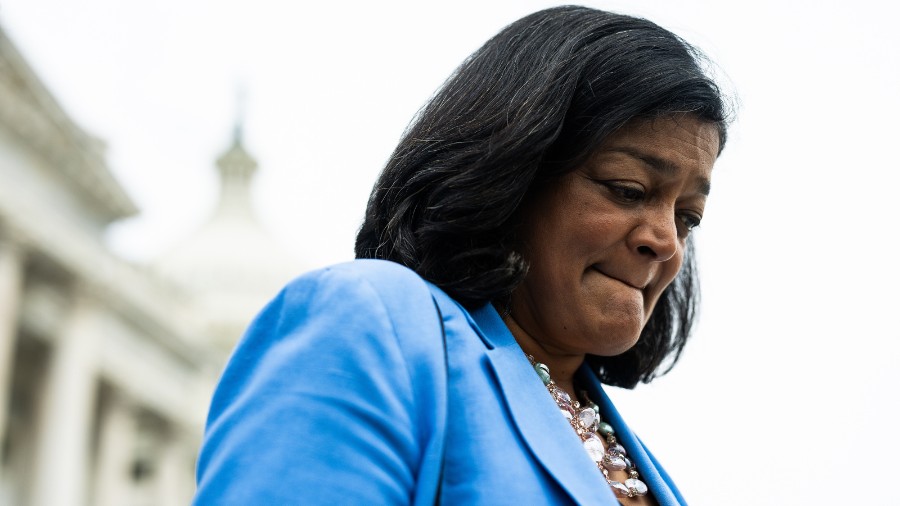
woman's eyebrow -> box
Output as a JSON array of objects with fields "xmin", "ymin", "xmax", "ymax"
[
  {"xmin": 611, "ymin": 147, "xmax": 678, "ymax": 174},
  {"xmin": 610, "ymin": 147, "xmax": 711, "ymax": 196}
]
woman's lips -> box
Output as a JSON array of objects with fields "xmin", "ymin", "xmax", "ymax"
[{"xmin": 591, "ymin": 265, "xmax": 647, "ymax": 290}]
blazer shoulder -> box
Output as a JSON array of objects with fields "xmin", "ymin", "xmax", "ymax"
[
  {"xmin": 280, "ymin": 259, "xmax": 432, "ymax": 307},
  {"xmin": 274, "ymin": 259, "xmax": 446, "ymax": 377},
  {"xmin": 197, "ymin": 259, "xmax": 450, "ymax": 504}
]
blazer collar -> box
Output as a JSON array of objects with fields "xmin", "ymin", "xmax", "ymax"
[
  {"xmin": 467, "ymin": 301, "xmax": 682, "ymax": 506},
  {"xmin": 467, "ymin": 302, "xmax": 617, "ymax": 505}
]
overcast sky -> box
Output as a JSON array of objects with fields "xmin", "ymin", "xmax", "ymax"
[{"xmin": 2, "ymin": 1, "xmax": 899, "ymax": 504}]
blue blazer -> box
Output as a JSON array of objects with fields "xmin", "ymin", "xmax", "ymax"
[{"xmin": 194, "ymin": 260, "xmax": 687, "ymax": 505}]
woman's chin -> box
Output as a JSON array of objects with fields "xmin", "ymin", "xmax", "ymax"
[{"xmin": 587, "ymin": 322, "xmax": 643, "ymax": 356}]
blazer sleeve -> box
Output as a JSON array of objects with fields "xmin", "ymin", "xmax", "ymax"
[{"xmin": 194, "ymin": 262, "xmax": 446, "ymax": 505}]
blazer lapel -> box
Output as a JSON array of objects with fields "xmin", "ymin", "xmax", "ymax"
[
  {"xmin": 466, "ymin": 303, "xmax": 619, "ymax": 505},
  {"xmin": 578, "ymin": 368, "xmax": 683, "ymax": 506}
]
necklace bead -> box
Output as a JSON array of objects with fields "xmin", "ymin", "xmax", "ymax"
[
  {"xmin": 534, "ymin": 363, "xmax": 552, "ymax": 385},
  {"xmin": 626, "ymin": 478, "xmax": 649, "ymax": 496},
  {"xmin": 582, "ymin": 434, "xmax": 606, "ymax": 463}
]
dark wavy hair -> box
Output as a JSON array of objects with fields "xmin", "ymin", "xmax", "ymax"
[{"xmin": 355, "ymin": 6, "xmax": 730, "ymax": 388}]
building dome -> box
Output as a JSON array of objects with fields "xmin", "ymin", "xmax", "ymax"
[{"xmin": 154, "ymin": 126, "xmax": 300, "ymax": 350}]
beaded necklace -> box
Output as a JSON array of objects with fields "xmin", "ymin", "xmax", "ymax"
[{"xmin": 527, "ymin": 355, "xmax": 649, "ymax": 499}]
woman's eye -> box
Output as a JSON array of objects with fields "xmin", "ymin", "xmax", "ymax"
[
  {"xmin": 678, "ymin": 213, "xmax": 702, "ymax": 232},
  {"xmin": 606, "ymin": 183, "xmax": 645, "ymax": 203}
]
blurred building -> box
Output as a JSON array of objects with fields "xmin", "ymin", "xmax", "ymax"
[{"xmin": 0, "ymin": 27, "xmax": 297, "ymax": 505}]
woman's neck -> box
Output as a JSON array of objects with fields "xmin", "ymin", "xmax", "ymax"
[{"xmin": 502, "ymin": 314, "xmax": 585, "ymax": 400}]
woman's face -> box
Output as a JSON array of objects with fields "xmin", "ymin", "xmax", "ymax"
[{"xmin": 509, "ymin": 115, "xmax": 719, "ymax": 357}]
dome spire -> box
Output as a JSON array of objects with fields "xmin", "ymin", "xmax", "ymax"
[
  {"xmin": 232, "ymin": 84, "xmax": 246, "ymax": 147},
  {"xmin": 215, "ymin": 87, "xmax": 257, "ymax": 217}
]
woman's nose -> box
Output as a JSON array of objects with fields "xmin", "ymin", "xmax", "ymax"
[{"xmin": 629, "ymin": 210, "xmax": 679, "ymax": 262}]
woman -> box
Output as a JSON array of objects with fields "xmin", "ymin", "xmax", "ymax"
[{"xmin": 194, "ymin": 6, "xmax": 728, "ymax": 505}]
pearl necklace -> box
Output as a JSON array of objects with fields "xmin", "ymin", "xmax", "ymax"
[{"xmin": 527, "ymin": 355, "xmax": 649, "ymax": 499}]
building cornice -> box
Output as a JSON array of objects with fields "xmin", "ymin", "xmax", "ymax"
[{"xmin": 0, "ymin": 26, "xmax": 137, "ymax": 224}]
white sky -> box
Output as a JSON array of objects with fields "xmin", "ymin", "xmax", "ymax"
[{"xmin": 2, "ymin": 1, "xmax": 899, "ymax": 504}]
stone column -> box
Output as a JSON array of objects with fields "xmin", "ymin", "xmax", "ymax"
[
  {"xmin": 0, "ymin": 232, "xmax": 24, "ymax": 449},
  {"xmin": 30, "ymin": 292, "xmax": 100, "ymax": 506},
  {"xmin": 92, "ymin": 390, "xmax": 136, "ymax": 506}
]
